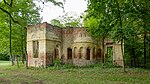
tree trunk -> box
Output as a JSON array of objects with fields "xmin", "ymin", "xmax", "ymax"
[
  {"xmin": 144, "ymin": 31, "xmax": 146, "ymax": 67},
  {"xmin": 21, "ymin": 27, "xmax": 24, "ymax": 64},
  {"xmin": 9, "ymin": 19, "xmax": 14, "ymax": 66},
  {"xmin": 16, "ymin": 55, "xmax": 19, "ymax": 68},
  {"xmin": 121, "ymin": 38, "xmax": 125, "ymax": 72},
  {"xmin": 132, "ymin": 38, "xmax": 136, "ymax": 67},
  {"xmin": 116, "ymin": 0, "xmax": 125, "ymax": 72},
  {"xmin": 132, "ymin": 48, "xmax": 136, "ymax": 67},
  {"xmin": 101, "ymin": 37, "xmax": 105, "ymax": 64},
  {"xmin": 24, "ymin": 27, "xmax": 28, "ymax": 69}
]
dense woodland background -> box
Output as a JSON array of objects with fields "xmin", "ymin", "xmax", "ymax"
[{"xmin": 0, "ymin": 0, "xmax": 149, "ymax": 69}]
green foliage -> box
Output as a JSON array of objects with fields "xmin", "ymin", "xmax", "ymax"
[
  {"xmin": 85, "ymin": 0, "xmax": 150, "ymax": 67},
  {"xmin": 45, "ymin": 0, "xmax": 64, "ymax": 8},
  {"xmin": 53, "ymin": 58, "xmax": 61, "ymax": 67},
  {"xmin": 0, "ymin": 52, "xmax": 9, "ymax": 61},
  {"xmin": 122, "ymin": 0, "xmax": 150, "ymax": 67},
  {"xmin": 0, "ymin": 0, "xmax": 41, "ymax": 57},
  {"xmin": 84, "ymin": 0, "xmax": 117, "ymax": 43},
  {"xmin": 51, "ymin": 12, "xmax": 83, "ymax": 27},
  {"xmin": 84, "ymin": 17, "xmax": 99, "ymax": 39},
  {"xmin": 0, "ymin": 0, "xmax": 64, "ymax": 64},
  {"xmin": 51, "ymin": 19, "xmax": 63, "ymax": 27}
]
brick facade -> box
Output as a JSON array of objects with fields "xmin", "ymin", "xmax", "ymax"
[{"xmin": 27, "ymin": 22, "xmax": 124, "ymax": 67}]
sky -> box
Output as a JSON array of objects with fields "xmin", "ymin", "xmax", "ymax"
[{"xmin": 38, "ymin": 0, "xmax": 87, "ymax": 23}]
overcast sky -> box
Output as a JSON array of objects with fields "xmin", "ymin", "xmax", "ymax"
[{"xmin": 38, "ymin": 0, "xmax": 87, "ymax": 23}]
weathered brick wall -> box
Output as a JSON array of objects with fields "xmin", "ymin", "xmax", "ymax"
[
  {"xmin": 46, "ymin": 24, "xmax": 62, "ymax": 39},
  {"xmin": 27, "ymin": 22, "xmax": 47, "ymax": 67},
  {"xmin": 61, "ymin": 27, "xmax": 95, "ymax": 64},
  {"xmin": 45, "ymin": 23, "xmax": 63, "ymax": 65},
  {"xmin": 72, "ymin": 28, "xmax": 86, "ymax": 40},
  {"xmin": 62, "ymin": 28, "xmax": 74, "ymax": 63},
  {"xmin": 113, "ymin": 43, "xmax": 124, "ymax": 66},
  {"xmin": 27, "ymin": 22, "xmax": 124, "ymax": 67}
]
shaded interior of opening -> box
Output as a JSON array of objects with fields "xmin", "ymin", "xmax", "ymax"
[
  {"xmin": 33, "ymin": 40, "xmax": 39, "ymax": 58},
  {"xmin": 86, "ymin": 48, "xmax": 90, "ymax": 60},
  {"xmin": 67, "ymin": 48, "xmax": 72, "ymax": 59}
]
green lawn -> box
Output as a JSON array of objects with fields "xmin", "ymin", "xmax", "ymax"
[
  {"xmin": 0, "ymin": 65, "xmax": 150, "ymax": 84},
  {"xmin": 0, "ymin": 61, "xmax": 11, "ymax": 66}
]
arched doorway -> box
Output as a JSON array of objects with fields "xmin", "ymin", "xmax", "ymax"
[
  {"xmin": 54, "ymin": 48, "xmax": 59, "ymax": 59},
  {"xmin": 86, "ymin": 47, "xmax": 90, "ymax": 60},
  {"xmin": 93, "ymin": 47, "xmax": 95, "ymax": 59}
]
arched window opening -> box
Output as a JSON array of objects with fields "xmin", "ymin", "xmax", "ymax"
[{"xmin": 54, "ymin": 48, "xmax": 59, "ymax": 59}]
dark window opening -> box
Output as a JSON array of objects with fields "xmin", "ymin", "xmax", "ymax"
[
  {"xmin": 33, "ymin": 40, "xmax": 39, "ymax": 58},
  {"xmin": 106, "ymin": 42, "xmax": 113, "ymax": 45}
]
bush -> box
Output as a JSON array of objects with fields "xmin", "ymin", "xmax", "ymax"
[
  {"xmin": 53, "ymin": 58, "xmax": 61, "ymax": 67},
  {"xmin": 0, "ymin": 52, "xmax": 9, "ymax": 61}
]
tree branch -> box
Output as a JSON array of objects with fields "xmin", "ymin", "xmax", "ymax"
[
  {"xmin": 10, "ymin": 0, "xmax": 13, "ymax": 7},
  {"xmin": 3, "ymin": 0, "xmax": 13, "ymax": 7},
  {"xmin": 3, "ymin": 0, "xmax": 10, "ymax": 6},
  {"xmin": 0, "ymin": 7, "xmax": 20, "ymax": 25}
]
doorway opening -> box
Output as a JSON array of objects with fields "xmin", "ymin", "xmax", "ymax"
[
  {"xmin": 67, "ymin": 48, "xmax": 72, "ymax": 59},
  {"xmin": 97, "ymin": 48, "xmax": 101, "ymax": 59},
  {"xmin": 86, "ymin": 48, "xmax": 90, "ymax": 60},
  {"xmin": 107, "ymin": 47, "xmax": 113, "ymax": 63}
]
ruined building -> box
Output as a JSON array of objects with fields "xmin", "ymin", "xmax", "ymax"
[{"xmin": 27, "ymin": 22, "xmax": 124, "ymax": 67}]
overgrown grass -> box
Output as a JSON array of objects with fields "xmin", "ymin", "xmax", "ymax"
[{"xmin": 0, "ymin": 63, "xmax": 150, "ymax": 84}]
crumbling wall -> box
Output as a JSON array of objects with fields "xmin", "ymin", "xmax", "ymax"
[
  {"xmin": 27, "ymin": 22, "xmax": 124, "ymax": 67},
  {"xmin": 27, "ymin": 22, "xmax": 47, "ymax": 67}
]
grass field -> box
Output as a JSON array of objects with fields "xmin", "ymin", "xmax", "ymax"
[
  {"xmin": 0, "ymin": 63, "xmax": 150, "ymax": 84},
  {"xmin": 0, "ymin": 61, "xmax": 11, "ymax": 66}
]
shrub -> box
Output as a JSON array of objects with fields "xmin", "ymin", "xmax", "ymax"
[
  {"xmin": 0, "ymin": 52, "xmax": 9, "ymax": 61},
  {"xmin": 53, "ymin": 58, "xmax": 61, "ymax": 67}
]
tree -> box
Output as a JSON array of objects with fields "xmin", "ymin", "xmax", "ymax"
[
  {"xmin": 114, "ymin": 0, "xmax": 125, "ymax": 71},
  {"xmin": 51, "ymin": 19, "xmax": 63, "ymax": 27},
  {"xmin": 85, "ymin": 0, "xmax": 150, "ymax": 70},
  {"xmin": 84, "ymin": 0, "xmax": 115, "ymax": 64},
  {"xmin": 0, "ymin": 0, "xmax": 64, "ymax": 68},
  {"xmin": 122, "ymin": 0, "xmax": 150, "ymax": 67},
  {"xmin": 51, "ymin": 12, "xmax": 83, "ymax": 27}
]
